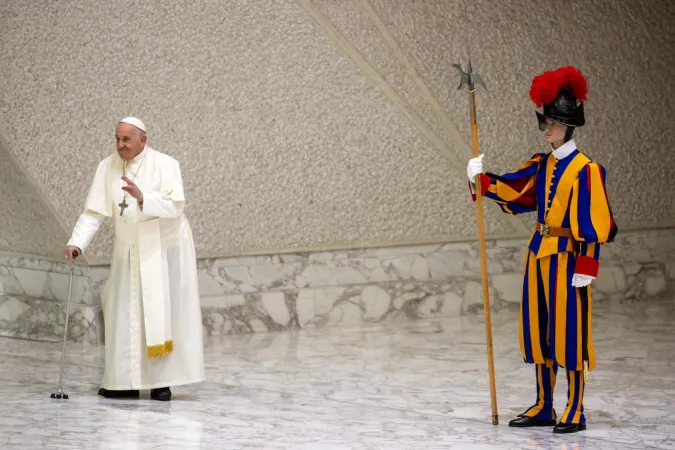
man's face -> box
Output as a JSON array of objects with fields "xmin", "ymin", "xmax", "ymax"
[
  {"xmin": 115, "ymin": 123, "xmax": 146, "ymax": 162},
  {"xmin": 544, "ymin": 119, "xmax": 567, "ymax": 146}
]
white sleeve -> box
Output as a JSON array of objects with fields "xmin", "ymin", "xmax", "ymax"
[
  {"xmin": 140, "ymin": 192, "xmax": 181, "ymax": 218},
  {"xmin": 139, "ymin": 158, "xmax": 185, "ymax": 219},
  {"xmin": 67, "ymin": 210, "xmax": 104, "ymax": 253}
]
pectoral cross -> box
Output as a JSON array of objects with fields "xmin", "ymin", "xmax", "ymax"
[{"xmin": 119, "ymin": 197, "xmax": 129, "ymax": 216}]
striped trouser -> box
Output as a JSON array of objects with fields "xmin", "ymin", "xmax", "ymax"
[{"xmin": 517, "ymin": 250, "xmax": 593, "ymax": 424}]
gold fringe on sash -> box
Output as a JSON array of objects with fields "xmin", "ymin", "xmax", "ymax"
[{"xmin": 147, "ymin": 340, "xmax": 174, "ymax": 359}]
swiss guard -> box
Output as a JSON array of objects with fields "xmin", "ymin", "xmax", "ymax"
[{"xmin": 466, "ymin": 66, "xmax": 618, "ymax": 434}]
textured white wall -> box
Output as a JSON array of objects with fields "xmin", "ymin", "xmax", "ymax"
[
  {"xmin": 0, "ymin": 139, "xmax": 68, "ymax": 258},
  {"xmin": 1, "ymin": 0, "xmax": 673, "ymax": 263}
]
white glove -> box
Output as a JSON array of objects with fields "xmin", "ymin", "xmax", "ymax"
[
  {"xmin": 467, "ymin": 154, "xmax": 484, "ymax": 182},
  {"xmin": 572, "ymin": 274, "xmax": 594, "ymax": 288}
]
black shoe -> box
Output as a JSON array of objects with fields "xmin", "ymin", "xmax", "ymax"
[
  {"xmin": 553, "ymin": 422, "xmax": 587, "ymax": 434},
  {"xmin": 98, "ymin": 388, "xmax": 140, "ymax": 398},
  {"xmin": 508, "ymin": 416, "xmax": 557, "ymax": 427},
  {"xmin": 150, "ymin": 387, "xmax": 172, "ymax": 401}
]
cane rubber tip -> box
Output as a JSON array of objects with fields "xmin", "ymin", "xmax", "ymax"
[{"xmin": 492, "ymin": 415, "xmax": 499, "ymax": 425}]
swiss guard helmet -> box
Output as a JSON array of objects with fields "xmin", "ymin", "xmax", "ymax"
[{"xmin": 529, "ymin": 66, "xmax": 588, "ymax": 136}]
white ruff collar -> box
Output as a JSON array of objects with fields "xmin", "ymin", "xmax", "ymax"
[{"xmin": 552, "ymin": 139, "xmax": 576, "ymax": 160}]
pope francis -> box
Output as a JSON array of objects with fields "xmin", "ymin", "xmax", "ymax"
[{"xmin": 64, "ymin": 117, "xmax": 205, "ymax": 401}]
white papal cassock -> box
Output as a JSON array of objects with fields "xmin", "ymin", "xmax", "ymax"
[{"xmin": 68, "ymin": 145, "xmax": 205, "ymax": 390}]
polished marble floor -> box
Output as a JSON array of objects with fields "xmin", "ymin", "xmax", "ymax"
[{"xmin": 0, "ymin": 297, "xmax": 673, "ymax": 449}]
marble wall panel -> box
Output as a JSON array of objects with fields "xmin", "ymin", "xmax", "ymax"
[{"xmin": 1, "ymin": 228, "xmax": 673, "ymax": 340}]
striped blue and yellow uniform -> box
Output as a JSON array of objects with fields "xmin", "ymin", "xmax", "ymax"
[{"xmin": 473, "ymin": 145, "xmax": 617, "ymax": 425}]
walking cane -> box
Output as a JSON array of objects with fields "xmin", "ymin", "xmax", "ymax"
[{"xmin": 51, "ymin": 250, "xmax": 78, "ymax": 400}]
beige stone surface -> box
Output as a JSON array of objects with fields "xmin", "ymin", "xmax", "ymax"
[
  {"xmin": 0, "ymin": 139, "xmax": 67, "ymax": 258},
  {"xmin": 0, "ymin": 0, "xmax": 673, "ymax": 262},
  {"xmin": 363, "ymin": 0, "xmax": 675, "ymax": 229}
]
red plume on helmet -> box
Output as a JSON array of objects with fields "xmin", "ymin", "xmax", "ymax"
[{"xmin": 529, "ymin": 66, "xmax": 588, "ymax": 108}]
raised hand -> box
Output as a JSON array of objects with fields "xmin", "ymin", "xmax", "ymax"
[{"xmin": 121, "ymin": 176, "xmax": 144, "ymax": 203}]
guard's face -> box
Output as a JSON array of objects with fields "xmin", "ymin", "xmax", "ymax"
[
  {"xmin": 115, "ymin": 123, "xmax": 146, "ymax": 161},
  {"xmin": 544, "ymin": 119, "xmax": 567, "ymax": 146}
]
